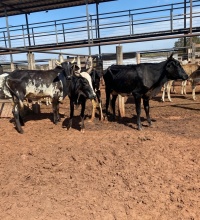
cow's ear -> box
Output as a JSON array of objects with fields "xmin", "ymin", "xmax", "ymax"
[{"xmin": 168, "ymin": 53, "xmax": 174, "ymax": 60}]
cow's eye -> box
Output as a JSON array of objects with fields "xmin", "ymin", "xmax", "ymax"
[{"xmin": 167, "ymin": 63, "xmax": 171, "ymax": 68}]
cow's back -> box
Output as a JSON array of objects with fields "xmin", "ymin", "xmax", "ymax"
[
  {"xmin": 8, "ymin": 69, "xmax": 60, "ymax": 81},
  {"xmin": 103, "ymin": 62, "xmax": 166, "ymax": 95},
  {"xmin": 6, "ymin": 69, "xmax": 67, "ymax": 101},
  {"xmin": 182, "ymin": 63, "xmax": 199, "ymax": 76}
]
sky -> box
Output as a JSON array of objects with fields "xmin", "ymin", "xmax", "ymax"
[{"xmin": 0, "ymin": 0, "xmax": 199, "ymax": 62}]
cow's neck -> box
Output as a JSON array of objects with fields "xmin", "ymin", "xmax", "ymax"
[{"xmin": 145, "ymin": 60, "xmax": 169, "ymax": 98}]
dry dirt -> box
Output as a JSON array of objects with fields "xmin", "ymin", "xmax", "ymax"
[{"xmin": 0, "ymin": 85, "xmax": 200, "ymax": 220}]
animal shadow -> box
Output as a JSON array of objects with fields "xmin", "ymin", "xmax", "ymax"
[{"xmin": 62, "ymin": 116, "xmax": 83, "ymax": 131}]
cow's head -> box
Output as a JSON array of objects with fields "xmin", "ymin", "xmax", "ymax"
[
  {"xmin": 56, "ymin": 59, "xmax": 80, "ymax": 78},
  {"xmin": 165, "ymin": 54, "xmax": 188, "ymax": 80},
  {"xmin": 75, "ymin": 72, "xmax": 96, "ymax": 100},
  {"xmin": 89, "ymin": 69, "xmax": 101, "ymax": 91}
]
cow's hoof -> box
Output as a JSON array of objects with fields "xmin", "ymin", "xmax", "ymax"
[
  {"xmin": 81, "ymin": 129, "xmax": 85, "ymax": 133},
  {"xmin": 88, "ymin": 119, "xmax": 94, "ymax": 123},
  {"xmin": 99, "ymin": 117, "xmax": 104, "ymax": 121},
  {"xmin": 18, "ymin": 129, "xmax": 24, "ymax": 134}
]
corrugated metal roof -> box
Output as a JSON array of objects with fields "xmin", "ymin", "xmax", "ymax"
[{"xmin": 0, "ymin": 0, "xmax": 116, "ymax": 17}]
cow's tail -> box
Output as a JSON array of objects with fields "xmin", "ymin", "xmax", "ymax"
[{"xmin": 5, "ymin": 78, "xmax": 24, "ymax": 108}]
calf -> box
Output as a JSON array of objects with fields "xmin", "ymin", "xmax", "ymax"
[{"xmin": 103, "ymin": 54, "xmax": 188, "ymax": 130}]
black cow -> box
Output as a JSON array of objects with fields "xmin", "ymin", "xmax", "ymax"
[
  {"xmin": 66, "ymin": 71, "xmax": 97, "ymax": 132},
  {"xmin": 103, "ymin": 54, "xmax": 188, "ymax": 130},
  {"xmin": 5, "ymin": 61, "xmax": 96, "ymax": 133},
  {"xmin": 90, "ymin": 69, "xmax": 103, "ymax": 121},
  {"xmin": 87, "ymin": 69, "xmax": 103, "ymax": 121}
]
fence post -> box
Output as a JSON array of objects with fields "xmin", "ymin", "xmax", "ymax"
[
  {"xmin": 136, "ymin": 52, "xmax": 141, "ymax": 64},
  {"xmin": 116, "ymin": 45, "xmax": 125, "ymax": 117},
  {"xmin": 59, "ymin": 54, "xmax": 64, "ymax": 63},
  {"xmin": 192, "ymin": 43, "xmax": 196, "ymax": 63},
  {"xmin": 77, "ymin": 56, "xmax": 81, "ymax": 73},
  {"xmin": 49, "ymin": 59, "xmax": 56, "ymax": 70},
  {"xmin": 10, "ymin": 62, "xmax": 15, "ymax": 71},
  {"xmin": 27, "ymin": 52, "xmax": 35, "ymax": 70}
]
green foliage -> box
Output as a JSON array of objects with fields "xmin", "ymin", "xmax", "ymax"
[{"xmin": 174, "ymin": 36, "xmax": 200, "ymax": 47}]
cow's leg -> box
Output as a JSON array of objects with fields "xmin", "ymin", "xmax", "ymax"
[
  {"xmin": 12, "ymin": 100, "xmax": 24, "ymax": 134},
  {"xmin": 192, "ymin": 84, "xmax": 196, "ymax": 100},
  {"xmin": 96, "ymin": 90, "xmax": 103, "ymax": 121},
  {"xmin": 161, "ymin": 88, "xmax": 165, "ymax": 102},
  {"xmin": 52, "ymin": 99, "xmax": 60, "ymax": 124},
  {"xmin": 80, "ymin": 99, "xmax": 86, "ymax": 133},
  {"xmin": 111, "ymin": 94, "xmax": 118, "ymax": 121},
  {"xmin": 143, "ymin": 98, "xmax": 152, "ymax": 127},
  {"xmin": 67, "ymin": 99, "xmax": 74, "ymax": 130},
  {"xmin": 105, "ymin": 88, "xmax": 110, "ymax": 118},
  {"xmin": 161, "ymin": 83, "xmax": 166, "ymax": 102},
  {"xmin": 181, "ymin": 80, "xmax": 187, "ymax": 95},
  {"xmin": 134, "ymin": 95, "xmax": 142, "ymax": 130},
  {"xmin": 167, "ymin": 82, "xmax": 172, "ymax": 102},
  {"xmin": 90, "ymin": 99, "xmax": 97, "ymax": 122},
  {"xmin": 19, "ymin": 110, "xmax": 25, "ymax": 126}
]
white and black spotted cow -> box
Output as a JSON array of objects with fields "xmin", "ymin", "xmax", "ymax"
[{"xmin": 5, "ymin": 61, "xmax": 96, "ymax": 133}]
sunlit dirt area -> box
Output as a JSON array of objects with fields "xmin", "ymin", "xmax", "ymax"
[{"xmin": 0, "ymin": 85, "xmax": 200, "ymax": 220}]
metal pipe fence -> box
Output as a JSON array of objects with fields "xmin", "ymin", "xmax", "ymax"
[{"xmin": 0, "ymin": 0, "xmax": 200, "ymax": 49}]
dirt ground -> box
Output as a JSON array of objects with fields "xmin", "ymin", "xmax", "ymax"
[{"xmin": 0, "ymin": 85, "xmax": 200, "ymax": 220}]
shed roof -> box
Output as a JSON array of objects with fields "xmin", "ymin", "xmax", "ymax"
[{"xmin": 0, "ymin": 0, "xmax": 116, "ymax": 17}]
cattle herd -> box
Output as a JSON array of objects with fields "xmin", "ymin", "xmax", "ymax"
[
  {"xmin": 161, "ymin": 61, "xmax": 200, "ymax": 102},
  {"xmin": 1, "ymin": 53, "xmax": 199, "ymax": 134}
]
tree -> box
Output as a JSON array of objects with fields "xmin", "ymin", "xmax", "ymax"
[{"xmin": 174, "ymin": 36, "xmax": 200, "ymax": 48}]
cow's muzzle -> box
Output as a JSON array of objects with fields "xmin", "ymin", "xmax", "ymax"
[{"xmin": 89, "ymin": 93, "xmax": 96, "ymax": 100}]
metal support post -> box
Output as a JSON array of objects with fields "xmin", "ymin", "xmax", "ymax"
[
  {"xmin": 4, "ymin": 7, "xmax": 13, "ymax": 63},
  {"xmin": 85, "ymin": 0, "xmax": 91, "ymax": 56}
]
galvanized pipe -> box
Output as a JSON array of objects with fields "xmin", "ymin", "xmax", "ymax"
[
  {"xmin": 85, "ymin": 0, "xmax": 91, "ymax": 56},
  {"xmin": 96, "ymin": 2, "xmax": 101, "ymax": 56},
  {"xmin": 190, "ymin": 0, "xmax": 193, "ymax": 46},
  {"xmin": 1, "ymin": 32, "xmax": 200, "ymax": 55},
  {"xmin": 4, "ymin": 6, "xmax": 13, "ymax": 62},
  {"xmin": 25, "ymin": 13, "xmax": 31, "ymax": 46}
]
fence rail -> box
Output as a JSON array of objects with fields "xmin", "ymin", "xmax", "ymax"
[{"xmin": 0, "ymin": 0, "xmax": 200, "ymax": 52}]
